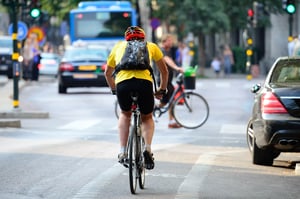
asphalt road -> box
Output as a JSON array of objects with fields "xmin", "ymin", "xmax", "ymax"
[{"xmin": 0, "ymin": 72, "xmax": 300, "ymax": 198}]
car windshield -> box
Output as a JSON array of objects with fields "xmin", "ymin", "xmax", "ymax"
[
  {"xmin": 270, "ymin": 59, "xmax": 300, "ymax": 86},
  {"xmin": 64, "ymin": 48, "xmax": 107, "ymax": 60},
  {"xmin": 0, "ymin": 38, "xmax": 12, "ymax": 49}
]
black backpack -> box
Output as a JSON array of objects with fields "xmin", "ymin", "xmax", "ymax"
[{"xmin": 112, "ymin": 40, "xmax": 157, "ymax": 91}]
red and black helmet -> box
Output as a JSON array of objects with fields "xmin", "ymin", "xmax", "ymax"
[{"xmin": 124, "ymin": 26, "xmax": 145, "ymax": 41}]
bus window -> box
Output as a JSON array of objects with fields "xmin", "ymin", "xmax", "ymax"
[{"xmin": 74, "ymin": 12, "xmax": 132, "ymax": 39}]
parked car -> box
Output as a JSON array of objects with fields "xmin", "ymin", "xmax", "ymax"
[
  {"xmin": 247, "ymin": 56, "xmax": 300, "ymax": 166},
  {"xmin": 0, "ymin": 36, "xmax": 13, "ymax": 79},
  {"xmin": 58, "ymin": 45, "xmax": 109, "ymax": 93},
  {"xmin": 38, "ymin": 52, "xmax": 61, "ymax": 77}
]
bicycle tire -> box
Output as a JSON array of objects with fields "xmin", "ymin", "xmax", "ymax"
[
  {"xmin": 172, "ymin": 92, "xmax": 209, "ymax": 129},
  {"xmin": 138, "ymin": 136, "xmax": 145, "ymax": 189},
  {"xmin": 128, "ymin": 126, "xmax": 137, "ymax": 194}
]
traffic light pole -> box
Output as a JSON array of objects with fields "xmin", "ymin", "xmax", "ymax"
[
  {"xmin": 2, "ymin": 0, "xmax": 21, "ymax": 109},
  {"xmin": 12, "ymin": 3, "xmax": 21, "ymax": 109},
  {"xmin": 289, "ymin": 14, "xmax": 293, "ymax": 37}
]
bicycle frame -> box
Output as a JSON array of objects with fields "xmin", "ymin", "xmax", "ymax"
[{"xmin": 153, "ymin": 74, "xmax": 187, "ymax": 118}]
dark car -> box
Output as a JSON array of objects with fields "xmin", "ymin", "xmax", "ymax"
[
  {"xmin": 247, "ymin": 56, "xmax": 300, "ymax": 166},
  {"xmin": 0, "ymin": 36, "xmax": 13, "ymax": 79},
  {"xmin": 58, "ymin": 45, "xmax": 109, "ymax": 93},
  {"xmin": 38, "ymin": 53, "xmax": 61, "ymax": 77}
]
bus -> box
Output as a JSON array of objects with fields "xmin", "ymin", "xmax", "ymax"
[{"xmin": 69, "ymin": 1, "xmax": 137, "ymax": 49}]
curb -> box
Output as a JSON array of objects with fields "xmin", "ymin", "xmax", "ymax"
[
  {"xmin": 0, "ymin": 120, "xmax": 21, "ymax": 128},
  {"xmin": 0, "ymin": 111, "xmax": 49, "ymax": 119},
  {"xmin": 0, "ymin": 79, "xmax": 50, "ymax": 128}
]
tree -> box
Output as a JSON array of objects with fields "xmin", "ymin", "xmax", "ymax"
[
  {"xmin": 38, "ymin": 0, "xmax": 79, "ymax": 22},
  {"xmin": 153, "ymin": 0, "xmax": 229, "ymax": 75},
  {"xmin": 152, "ymin": 0, "xmax": 285, "ymax": 75}
]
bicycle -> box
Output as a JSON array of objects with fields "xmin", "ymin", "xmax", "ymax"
[
  {"xmin": 115, "ymin": 73, "xmax": 209, "ymax": 129},
  {"xmin": 122, "ymin": 92, "xmax": 146, "ymax": 194}
]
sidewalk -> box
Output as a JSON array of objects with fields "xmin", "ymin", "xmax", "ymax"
[
  {"xmin": 0, "ymin": 77, "xmax": 49, "ymax": 128},
  {"xmin": 201, "ymin": 66, "xmax": 263, "ymax": 79}
]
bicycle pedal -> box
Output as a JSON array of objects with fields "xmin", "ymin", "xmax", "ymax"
[{"xmin": 122, "ymin": 163, "xmax": 129, "ymax": 168}]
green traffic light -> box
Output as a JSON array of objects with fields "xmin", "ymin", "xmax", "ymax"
[
  {"xmin": 30, "ymin": 8, "xmax": 41, "ymax": 18},
  {"xmin": 286, "ymin": 4, "xmax": 296, "ymax": 14}
]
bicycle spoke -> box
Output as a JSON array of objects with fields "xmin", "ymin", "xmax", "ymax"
[{"xmin": 173, "ymin": 92, "xmax": 209, "ymax": 129}]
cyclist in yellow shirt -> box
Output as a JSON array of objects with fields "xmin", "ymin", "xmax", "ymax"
[{"xmin": 104, "ymin": 26, "xmax": 168, "ymax": 170}]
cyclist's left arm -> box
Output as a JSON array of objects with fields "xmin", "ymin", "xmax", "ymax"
[{"xmin": 104, "ymin": 65, "xmax": 116, "ymax": 93}]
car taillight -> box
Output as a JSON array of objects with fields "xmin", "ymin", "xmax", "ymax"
[
  {"xmin": 59, "ymin": 63, "xmax": 74, "ymax": 71},
  {"xmin": 38, "ymin": 63, "xmax": 43, "ymax": 69},
  {"xmin": 261, "ymin": 92, "xmax": 288, "ymax": 114}
]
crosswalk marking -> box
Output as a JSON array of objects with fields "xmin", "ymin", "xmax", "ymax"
[
  {"xmin": 175, "ymin": 153, "xmax": 216, "ymax": 199},
  {"xmin": 58, "ymin": 119, "xmax": 100, "ymax": 130},
  {"xmin": 196, "ymin": 81, "xmax": 255, "ymax": 89}
]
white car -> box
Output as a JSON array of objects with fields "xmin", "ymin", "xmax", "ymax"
[{"xmin": 38, "ymin": 53, "xmax": 61, "ymax": 77}]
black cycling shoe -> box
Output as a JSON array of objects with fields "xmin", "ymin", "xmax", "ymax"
[
  {"xmin": 143, "ymin": 150, "xmax": 155, "ymax": 170},
  {"xmin": 118, "ymin": 153, "xmax": 129, "ymax": 168}
]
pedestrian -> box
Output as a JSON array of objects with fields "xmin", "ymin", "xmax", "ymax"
[
  {"xmin": 159, "ymin": 34, "xmax": 184, "ymax": 128},
  {"xmin": 22, "ymin": 39, "xmax": 34, "ymax": 80},
  {"xmin": 104, "ymin": 26, "xmax": 168, "ymax": 170},
  {"xmin": 222, "ymin": 44, "xmax": 234, "ymax": 77},
  {"xmin": 29, "ymin": 33, "xmax": 41, "ymax": 81},
  {"xmin": 43, "ymin": 41, "xmax": 54, "ymax": 53},
  {"xmin": 211, "ymin": 56, "xmax": 221, "ymax": 78},
  {"xmin": 292, "ymin": 35, "xmax": 300, "ymax": 56}
]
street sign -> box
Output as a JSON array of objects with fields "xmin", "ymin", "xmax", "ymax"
[
  {"xmin": 27, "ymin": 26, "xmax": 45, "ymax": 43},
  {"xmin": 8, "ymin": 21, "xmax": 28, "ymax": 41}
]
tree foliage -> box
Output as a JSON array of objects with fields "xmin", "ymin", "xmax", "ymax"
[
  {"xmin": 152, "ymin": 0, "xmax": 285, "ymax": 71},
  {"xmin": 38, "ymin": 0, "xmax": 79, "ymax": 21}
]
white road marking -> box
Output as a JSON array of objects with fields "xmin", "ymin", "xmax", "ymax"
[
  {"xmin": 175, "ymin": 153, "xmax": 216, "ymax": 199},
  {"xmin": 58, "ymin": 120, "xmax": 101, "ymax": 130},
  {"xmin": 72, "ymin": 164, "xmax": 123, "ymax": 199},
  {"xmin": 215, "ymin": 82, "xmax": 230, "ymax": 88},
  {"xmin": 220, "ymin": 124, "xmax": 246, "ymax": 134}
]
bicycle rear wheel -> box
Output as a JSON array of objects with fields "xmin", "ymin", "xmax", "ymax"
[
  {"xmin": 128, "ymin": 126, "xmax": 137, "ymax": 194},
  {"xmin": 173, "ymin": 92, "xmax": 209, "ymax": 129}
]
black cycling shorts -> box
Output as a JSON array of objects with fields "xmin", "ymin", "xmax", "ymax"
[{"xmin": 116, "ymin": 78, "xmax": 154, "ymax": 115}]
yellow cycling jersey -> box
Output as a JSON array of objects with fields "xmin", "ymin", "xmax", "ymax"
[{"xmin": 107, "ymin": 40, "xmax": 163, "ymax": 85}]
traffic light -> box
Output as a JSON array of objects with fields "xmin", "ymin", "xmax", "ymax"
[
  {"xmin": 29, "ymin": 0, "xmax": 41, "ymax": 18},
  {"xmin": 247, "ymin": 8, "xmax": 254, "ymax": 27},
  {"xmin": 283, "ymin": 0, "xmax": 296, "ymax": 14},
  {"xmin": 30, "ymin": 8, "xmax": 40, "ymax": 18}
]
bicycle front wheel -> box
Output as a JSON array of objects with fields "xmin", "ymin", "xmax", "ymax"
[
  {"xmin": 128, "ymin": 126, "xmax": 137, "ymax": 194},
  {"xmin": 172, "ymin": 92, "xmax": 209, "ymax": 129}
]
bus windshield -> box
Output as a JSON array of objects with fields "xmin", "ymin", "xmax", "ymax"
[{"xmin": 74, "ymin": 11, "xmax": 132, "ymax": 39}]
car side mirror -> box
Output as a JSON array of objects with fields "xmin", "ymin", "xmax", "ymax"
[{"xmin": 251, "ymin": 83, "xmax": 261, "ymax": 93}]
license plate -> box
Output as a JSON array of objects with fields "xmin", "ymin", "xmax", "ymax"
[
  {"xmin": 73, "ymin": 73, "xmax": 97, "ymax": 79},
  {"xmin": 79, "ymin": 65, "xmax": 96, "ymax": 71},
  {"xmin": 0, "ymin": 65, "xmax": 8, "ymax": 71}
]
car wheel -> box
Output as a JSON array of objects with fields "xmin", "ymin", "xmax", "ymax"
[
  {"xmin": 58, "ymin": 84, "xmax": 67, "ymax": 94},
  {"xmin": 253, "ymin": 138, "xmax": 274, "ymax": 166},
  {"xmin": 246, "ymin": 119, "xmax": 254, "ymax": 153}
]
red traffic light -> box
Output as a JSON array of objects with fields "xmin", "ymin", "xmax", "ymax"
[{"xmin": 248, "ymin": 9, "xmax": 254, "ymax": 17}]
